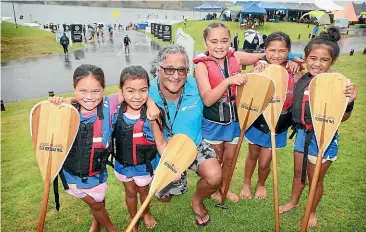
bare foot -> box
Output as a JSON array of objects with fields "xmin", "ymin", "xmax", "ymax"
[
  {"xmin": 308, "ymin": 212, "xmax": 317, "ymax": 228},
  {"xmin": 191, "ymin": 197, "xmax": 210, "ymax": 226},
  {"xmin": 88, "ymin": 219, "xmax": 100, "ymax": 232},
  {"xmin": 279, "ymin": 202, "xmax": 298, "ymax": 214},
  {"xmin": 211, "ymin": 190, "xmax": 239, "ymax": 202},
  {"xmin": 129, "ymin": 218, "xmax": 138, "ymax": 232},
  {"xmin": 143, "ymin": 212, "xmax": 157, "ymax": 229},
  {"xmin": 254, "ymin": 185, "xmax": 267, "ymax": 199},
  {"xmin": 239, "ymin": 184, "xmax": 252, "ymax": 199}
]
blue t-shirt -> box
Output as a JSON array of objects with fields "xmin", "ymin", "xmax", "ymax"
[
  {"xmin": 149, "ymin": 75, "xmax": 204, "ymax": 146},
  {"xmin": 113, "ymin": 113, "xmax": 160, "ymax": 177},
  {"xmin": 312, "ymin": 26, "xmax": 319, "ymax": 35}
]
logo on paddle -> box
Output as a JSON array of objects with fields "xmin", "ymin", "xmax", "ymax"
[
  {"xmin": 270, "ymin": 96, "xmax": 281, "ymax": 103},
  {"xmin": 314, "ymin": 114, "xmax": 335, "ymax": 124},
  {"xmin": 164, "ymin": 161, "xmax": 177, "ymax": 174},
  {"xmin": 240, "ymin": 103, "xmax": 259, "ymax": 112},
  {"xmin": 39, "ymin": 143, "xmax": 63, "ymax": 152}
]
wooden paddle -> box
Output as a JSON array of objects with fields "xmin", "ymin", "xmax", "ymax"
[
  {"xmin": 301, "ymin": 73, "xmax": 349, "ymax": 231},
  {"xmin": 261, "ymin": 64, "xmax": 289, "ymax": 232},
  {"xmin": 125, "ymin": 134, "xmax": 198, "ymax": 232},
  {"xmin": 30, "ymin": 101, "xmax": 80, "ymax": 232},
  {"xmin": 217, "ymin": 73, "xmax": 275, "ymax": 208}
]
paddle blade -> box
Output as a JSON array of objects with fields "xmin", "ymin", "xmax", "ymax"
[
  {"xmin": 150, "ymin": 134, "xmax": 197, "ymax": 193},
  {"xmin": 236, "ymin": 73, "xmax": 275, "ymax": 131},
  {"xmin": 261, "ymin": 64, "xmax": 289, "ymax": 130},
  {"xmin": 309, "ymin": 73, "xmax": 348, "ymax": 151},
  {"xmin": 30, "ymin": 101, "xmax": 80, "ymax": 182}
]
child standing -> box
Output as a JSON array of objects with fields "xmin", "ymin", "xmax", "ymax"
[
  {"xmin": 111, "ymin": 66, "xmax": 167, "ymax": 232},
  {"xmin": 279, "ymin": 27, "xmax": 357, "ymax": 228},
  {"xmin": 193, "ymin": 22, "xmax": 266, "ymax": 202},
  {"xmin": 239, "ymin": 32, "xmax": 295, "ymax": 199}
]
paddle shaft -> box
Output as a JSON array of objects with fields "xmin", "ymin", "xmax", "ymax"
[
  {"xmin": 270, "ymin": 132, "xmax": 280, "ymax": 232},
  {"xmin": 220, "ymin": 99, "xmax": 253, "ymax": 206},
  {"xmin": 38, "ymin": 150, "xmax": 52, "ymax": 232},
  {"xmin": 301, "ymin": 147, "xmax": 324, "ymax": 231},
  {"xmin": 126, "ymin": 191, "xmax": 154, "ymax": 232}
]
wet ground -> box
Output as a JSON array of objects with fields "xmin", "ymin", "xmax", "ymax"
[{"xmin": 1, "ymin": 31, "xmax": 365, "ymax": 103}]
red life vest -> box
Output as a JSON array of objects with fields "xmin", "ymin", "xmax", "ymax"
[
  {"xmin": 193, "ymin": 49, "xmax": 241, "ymax": 124},
  {"xmin": 63, "ymin": 105, "xmax": 110, "ymax": 182},
  {"xmin": 252, "ymin": 61, "xmax": 295, "ymax": 134},
  {"xmin": 112, "ymin": 104, "xmax": 157, "ymax": 175}
]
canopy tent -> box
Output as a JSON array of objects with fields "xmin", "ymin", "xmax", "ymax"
[
  {"xmin": 220, "ymin": 5, "xmax": 243, "ymax": 21},
  {"xmin": 240, "ymin": 2, "xmax": 266, "ymax": 15},
  {"xmin": 315, "ymin": 1, "xmax": 344, "ymax": 11},
  {"xmin": 300, "ymin": 10, "xmax": 331, "ymax": 25},
  {"xmin": 258, "ymin": 2, "xmax": 288, "ymax": 11},
  {"xmin": 333, "ymin": 2, "xmax": 358, "ymax": 22},
  {"xmin": 193, "ymin": 2, "xmax": 223, "ymax": 11},
  {"xmin": 353, "ymin": 2, "xmax": 366, "ymax": 16}
]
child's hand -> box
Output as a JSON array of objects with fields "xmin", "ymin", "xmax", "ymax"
[
  {"xmin": 147, "ymin": 100, "xmax": 160, "ymax": 121},
  {"xmin": 172, "ymin": 172, "xmax": 184, "ymax": 183},
  {"xmin": 48, "ymin": 96, "xmax": 71, "ymax": 105},
  {"xmin": 344, "ymin": 82, "xmax": 357, "ymax": 103},
  {"xmin": 253, "ymin": 63, "xmax": 268, "ymax": 73},
  {"xmin": 226, "ymin": 73, "xmax": 247, "ymax": 86},
  {"xmin": 287, "ymin": 60, "xmax": 301, "ymax": 74}
]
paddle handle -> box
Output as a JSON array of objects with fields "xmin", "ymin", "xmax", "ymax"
[
  {"xmin": 220, "ymin": 124, "xmax": 246, "ymax": 206},
  {"xmin": 125, "ymin": 192, "xmax": 154, "ymax": 232},
  {"xmin": 301, "ymin": 148, "xmax": 324, "ymax": 232},
  {"xmin": 38, "ymin": 151, "xmax": 53, "ymax": 232},
  {"xmin": 270, "ymin": 132, "xmax": 280, "ymax": 232}
]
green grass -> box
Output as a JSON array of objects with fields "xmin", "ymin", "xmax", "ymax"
[
  {"xmin": 1, "ymin": 22, "xmax": 83, "ymax": 63},
  {"xmin": 145, "ymin": 21, "xmax": 355, "ymax": 52},
  {"xmin": 2, "ymin": 53, "xmax": 366, "ymax": 231}
]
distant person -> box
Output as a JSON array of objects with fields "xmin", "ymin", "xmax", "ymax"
[
  {"xmin": 232, "ymin": 33, "xmax": 239, "ymax": 51},
  {"xmin": 165, "ymin": 15, "xmax": 167, "ymax": 19},
  {"xmin": 311, "ymin": 22, "xmax": 319, "ymax": 39},
  {"xmin": 60, "ymin": 33, "xmax": 70, "ymax": 56},
  {"xmin": 184, "ymin": 18, "xmax": 187, "ymax": 28},
  {"xmin": 82, "ymin": 25, "xmax": 86, "ymax": 38},
  {"xmin": 124, "ymin": 34, "xmax": 131, "ymax": 54}
]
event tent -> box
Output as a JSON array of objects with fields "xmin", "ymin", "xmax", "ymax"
[
  {"xmin": 315, "ymin": 1, "xmax": 344, "ymax": 11},
  {"xmin": 333, "ymin": 2, "xmax": 358, "ymax": 22},
  {"xmin": 300, "ymin": 10, "xmax": 331, "ymax": 25},
  {"xmin": 193, "ymin": 2, "xmax": 223, "ymax": 11},
  {"xmin": 240, "ymin": 2, "xmax": 266, "ymax": 15}
]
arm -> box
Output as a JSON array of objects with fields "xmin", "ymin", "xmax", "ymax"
[
  {"xmin": 150, "ymin": 120, "xmax": 167, "ymax": 156},
  {"xmin": 342, "ymin": 82, "xmax": 357, "ymax": 122},
  {"xmin": 234, "ymin": 51, "xmax": 265, "ymax": 65},
  {"xmin": 195, "ymin": 62, "xmax": 246, "ymax": 107}
]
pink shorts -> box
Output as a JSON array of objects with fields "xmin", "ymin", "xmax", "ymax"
[
  {"xmin": 114, "ymin": 171, "xmax": 153, "ymax": 187},
  {"xmin": 65, "ymin": 183, "xmax": 108, "ymax": 202}
]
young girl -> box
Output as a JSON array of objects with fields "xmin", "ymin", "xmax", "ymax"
[
  {"xmin": 193, "ymin": 22, "xmax": 267, "ymax": 202},
  {"xmin": 50, "ymin": 64, "xmax": 118, "ymax": 232},
  {"xmin": 111, "ymin": 66, "xmax": 167, "ymax": 232},
  {"xmin": 239, "ymin": 32, "xmax": 295, "ymax": 199},
  {"xmin": 279, "ymin": 27, "xmax": 357, "ymax": 228}
]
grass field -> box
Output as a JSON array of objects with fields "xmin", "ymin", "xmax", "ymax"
[
  {"xmin": 145, "ymin": 20, "xmax": 354, "ymax": 52},
  {"xmin": 1, "ymin": 53, "xmax": 366, "ymax": 232},
  {"xmin": 1, "ymin": 22, "xmax": 83, "ymax": 63}
]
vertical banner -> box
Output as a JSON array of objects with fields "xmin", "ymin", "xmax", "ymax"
[
  {"xmin": 71, "ymin": 24, "xmax": 83, "ymax": 42},
  {"xmin": 154, "ymin": 23, "xmax": 159, "ymax": 37},
  {"xmin": 162, "ymin": 25, "xmax": 172, "ymax": 42},
  {"xmin": 176, "ymin": 28, "xmax": 195, "ymax": 75},
  {"xmin": 151, "ymin": 23, "xmax": 156, "ymax": 34},
  {"xmin": 158, "ymin": 24, "xmax": 163, "ymax": 39}
]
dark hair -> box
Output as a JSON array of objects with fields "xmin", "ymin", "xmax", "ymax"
[
  {"xmin": 264, "ymin": 31, "xmax": 291, "ymax": 50},
  {"xmin": 203, "ymin": 22, "xmax": 231, "ymax": 41},
  {"xmin": 119, "ymin": 65, "xmax": 150, "ymax": 88},
  {"xmin": 304, "ymin": 26, "xmax": 341, "ymax": 61},
  {"xmin": 73, "ymin": 64, "xmax": 105, "ymax": 88}
]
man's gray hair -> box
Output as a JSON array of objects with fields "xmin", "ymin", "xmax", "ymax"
[{"xmin": 150, "ymin": 44, "xmax": 190, "ymax": 76}]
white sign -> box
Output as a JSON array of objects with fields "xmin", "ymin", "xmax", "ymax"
[
  {"xmin": 176, "ymin": 28, "xmax": 195, "ymax": 75},
  {"xmin": 335, "ymin": 18, "xmax": 349, "ymax": 28}
]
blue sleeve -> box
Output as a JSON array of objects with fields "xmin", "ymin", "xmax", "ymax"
[
  {"xmin": 287, "ymin": 52, "xmax": 303, "ymax": 61},
  {"xmin": 143, "ymin": 120, "xmax": 155, "ymax": 142}
]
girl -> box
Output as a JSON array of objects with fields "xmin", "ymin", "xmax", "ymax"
[
  {"xmin": 193, "ymin": 22, "xmax": 267, "ymax": 202},
  {"xmin": 50, "ymin": 64, "xmax": 118, "ymax": 232},
  {"xmin": 111, "ymin": 66, "xmax": 167, "ymax": 232},
  {"xmin": 279, "ymin": 27, "xmax": 357, "ymax": 228},
  {"xmin": 239, "ymin": 32, "xmax": 295, "ymax": 199}
]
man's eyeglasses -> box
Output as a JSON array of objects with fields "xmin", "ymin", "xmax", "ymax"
[{"xmin": 160, "ymin": 66, "xmax": 189, "ymax": 76}]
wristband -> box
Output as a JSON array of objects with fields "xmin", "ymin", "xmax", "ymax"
[{"xmin": 345, "ymin": 101, "xmax": 354, "ymax": 112}]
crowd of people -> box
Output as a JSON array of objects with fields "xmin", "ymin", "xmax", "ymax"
[{"xmin": 49, "ymin": 22, "xmax": 357, "ymax": 232}]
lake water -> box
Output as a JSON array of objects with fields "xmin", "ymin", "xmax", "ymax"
[{"xmin": 1, "ymin": 2, "xmax": 206, "ymax": 26}]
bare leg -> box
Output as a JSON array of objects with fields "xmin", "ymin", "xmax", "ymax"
[
  {"xmin": 123, "ymin": 181, "xmax": 139, "ymax": 232},
  {"xmin": 306, "ymin": 160, "xmax": 332, "ymax": 228},
  {"xmin": 221, "ymin": 142, "xmax": 239, "ymax": 202},
  {"xmin": 88, "ymin": 210, "xmax": 100, "ymax": 232},
  {"xmin": 255, "ymin": 147, "xmax": 272, "ymax": 199},
  {"xmin": 279, "ymin": 151, "xmax": 306, "ymax": 214},
  {"xmin": 82, "ymin": 197, "xmax": 117, "ymax": 232},
  {"xmin": 240, "ymin": 143, "xmax": 260, "ymax": 199},
  {"xmin": 138, "ymin": 185, "xmax": 157, "ymax": 229},
  {"xmin": 192, "ymin": 158, "xmax": 222, "ymax": 225},
  {"xmin": 210, "ymin": 143, "xmax": 225, "ymax": 201}
]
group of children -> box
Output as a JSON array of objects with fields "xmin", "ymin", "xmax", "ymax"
[{"xmin": 49, "ymin": 22, "xmax": 357, "ymax": 231}]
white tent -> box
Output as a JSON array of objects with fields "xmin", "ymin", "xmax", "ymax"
[
  {"xmin": 315, "ymin": 1, "xmax": 344, "ymax": 11},
  {"xmin": 300, "ymin": 10, "xmax": 331, "ymax": 25}
]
